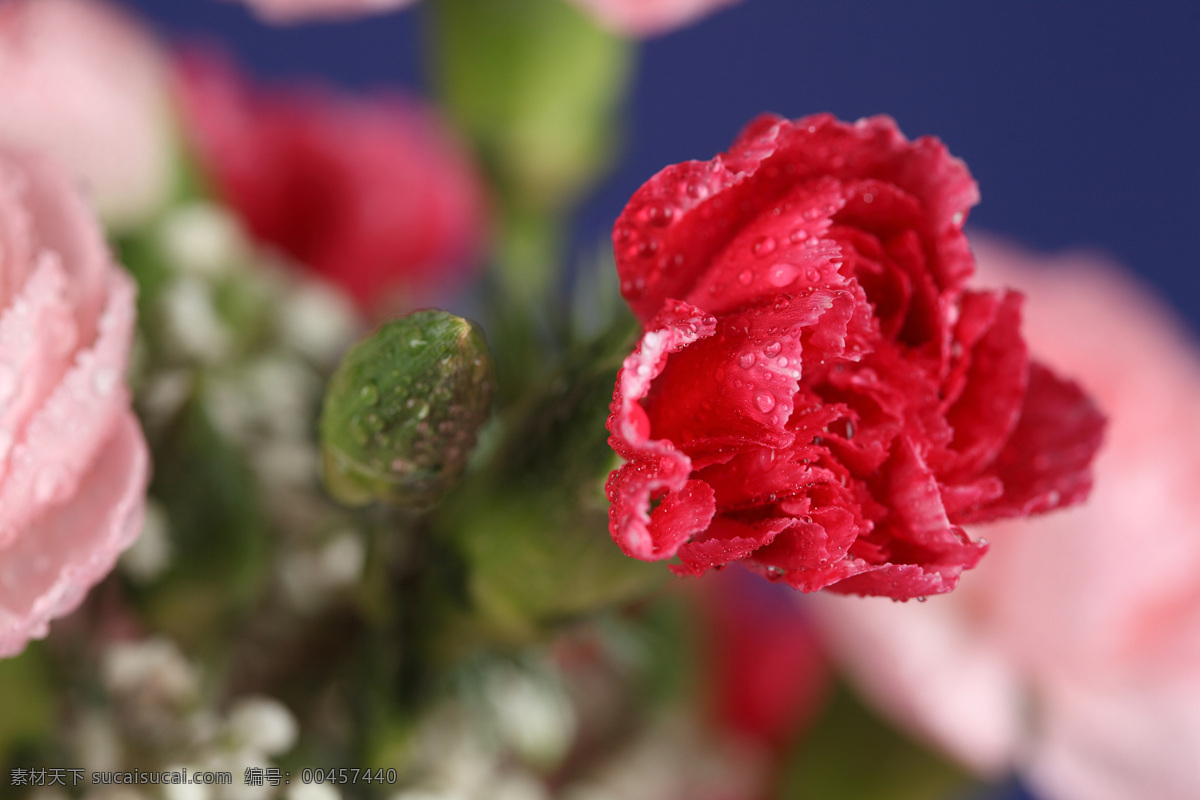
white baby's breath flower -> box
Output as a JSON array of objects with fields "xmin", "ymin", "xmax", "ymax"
[
  {"xmin": 75, "ymin": 709, "xmax": 123, "ymax": 772},
  {"xmin": 288, "ymin": 783, "xmax": 343, "ymax": 800},
  {"xmin": 482, "ymin": 666, "xmax": 576, "ymax": 768},
  {"xmin": 278, "ymin": 280, "xmax": 361, "ymax": 366},
  {"xmin": 160, "ymin": 277, "xmax": 232, "ymax": 363},
  {"xmin": 163, "ymin": 772, "xmax": 212, "ymax": 800},
  {"xmin": 279, "ymin": 531, "xmax": 366, "ymax": 613},
  {"xmin": 160, "ymin": 203, "xmax": 245, "ymax": 278},
  {"xmin": 102, "ymin": 638, "xmax": 198, "ymax": 707},
  {"xmin": 227, "ymin": 696, "xmax": 298, "ymax": 757},
  {"xmin": 120, "ymin": 498, "xmax": 171, "ymax": 582},
  {"xmin": 138, "ymin": 369, "xmax": 195, "ymax": 431}
]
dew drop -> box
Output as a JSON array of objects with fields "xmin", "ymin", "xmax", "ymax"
[
  {"xmin": 738, "ymin": 352, "xmax": 755, "ymax": 369},
  {"xmin": 359, "ymin": 383, "xmax": 380, "ymax": 406},
  {"xmin": 763, "ymin": 341, "xmax": 782, "ymax": 357},
  {"xmin": 789, "ymin": 228, "xmax": 807, "ymax": 243},
  {"xmin": 91, "ymin": 367, "xmax": 117, "ymax": 397},
  {"xmin": 805, "ymin": 267, "xmax": 821, "ymax": 282},
  {"xmin": 738, "ymin": 270, "xmax": 753, "ymax": 285},
  {"xmin": 644, "ymin": 203, "xmax": 674, "ymax": 227},
  {"xmin": 755, "ymin": 392, "xmax": 776, "ymax": 413},
  {"xmin": 835, "ymin": 418, "xmax": 856, "ymax": 439},
  {"xmin": 768, "ymin": 262, "xmax": 798, "ymax": 287},
  {"xmin": 916, "ymin": 596, "xmax": 928, "ymax": 603},
  {"xmin": 752, "ymin": 236, "xmax": 777, "ymax": 257}
]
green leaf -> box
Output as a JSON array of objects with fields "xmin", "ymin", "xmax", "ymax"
[
  {"xmin": 777, "ymin": 684, "xmax": 977, "ymax": 800},
  {"xmin": 0, "ymin": 642, "xmax": 54, "ymax": 753}
]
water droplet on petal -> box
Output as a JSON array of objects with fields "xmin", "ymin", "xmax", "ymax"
[
  {"xmin": 805, "ymin": 267, "xmax": 821, "ymax": 282},
  {"xmin": 763, "ymin": 341, "xmax": 782, "ymax": 357},
  {"xmin": 91, "ymin": 367, "xmax": 117, "ymax": 397},
  {"xmin": 755, "ymin": 392, "xmax": 776, "ymax": 413},
  {"xmin": 644, "ymin": 203, "xmax": 674, "ymax": 227},
  {"xmin": 829, "ymin": 417, "xmax": 856, "ymax": 439},
  {"xmin": 738, "ymin": 270, "xmax": 753, "ymax": 285},
  {"xmin": 768, "ymin": 262, "xmax": 798, "ymax": 287},
  {"xmin": 752, "ymin": 236, "xmax": 777, "ymax": 257},
  {"xmin": 738, "ymin": 352, "xmax": 755, "ymax": 369}
]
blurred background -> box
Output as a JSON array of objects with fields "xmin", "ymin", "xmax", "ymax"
[
  {"xmin": 126, "ymin": 0, "xmax": 1200, "ymax": 326},
  {"xmin": 3, "ymin": 2, "xmax": 1197, "ymax": 799}
]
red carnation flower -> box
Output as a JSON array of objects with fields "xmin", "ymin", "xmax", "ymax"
[
  {"xmin": 605, "ymin": 113, "xmax": 1104, "ymax": 600},
  {"xmin": 175, "ymin": 51, "xmax": 488, "ymax": 313}
]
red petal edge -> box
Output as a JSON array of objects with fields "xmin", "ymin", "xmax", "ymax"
[{"xmin": 606, "ymin": 301, "xmax": 719, "ymax": 560}]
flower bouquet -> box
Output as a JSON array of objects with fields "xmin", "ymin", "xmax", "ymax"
[{"xmin": 1, "ymin": 1, "xmax": 1196, "ymax": 799}]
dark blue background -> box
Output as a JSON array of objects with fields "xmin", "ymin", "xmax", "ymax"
[
  {"xmin": 126, "ymin": 0, "xmax": 1200, "ymax": 332},
  {"xmin": 118, "ymin": 3, "xmax": 1196, "ymax": 797}
]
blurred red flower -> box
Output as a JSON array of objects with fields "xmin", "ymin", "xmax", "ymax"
[
  {"xmin": 605, "ymin": 113, "xmax": 1104, "ymax": 600},
  {"xmin": 699, "ymin": 570, "xmax": 827, "ymax": 750},
  {"xmin": 175, "ymin": 51, "xmax": 488, "ymax": 313}
]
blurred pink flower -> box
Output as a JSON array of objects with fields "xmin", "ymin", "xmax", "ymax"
[
  {"xmin": 225, "ymin": 0, "xmax": 416, "ymax": 24},
  {"xmin": 812, "ymin": 235, "xmax": 1200, "ymax": 800},
  {"xmin": 225, "ymin": 0, "xmax": 741, "ymax": 36},
  {"xmin": 175, "ymin": 51, "xmax": 488, "ymax": 314},
  {"xmin": 567, "ymin": 0, "xmax": 743, "ymax": 36},
  {"xmin": 0, "ymin": 149, "xmax": 149, "ymax": 659},
  {"xmin": 0, "ymin": 0, "xmax": 177, "ymax": 229}
]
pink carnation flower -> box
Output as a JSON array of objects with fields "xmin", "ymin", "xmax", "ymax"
[
  {"xmin": 567, "ymin": 0, "xmax": 743, "ymax": 36},
  {"xmin": 813, "ymin": 235, "xmax": 1200, "ymax": 800},
  {"xmin": 0, "ymin": 0, "xmax": 176, "ymax": 229},
  {"xmin": 225, "ymin": 0, "xmax": 741, "ymax": 35},
  {"xmin": 225, "ymin": 0, "xmax": 416, "ymax": 24},
  {"xmin": 0, "ymin": 149, "xmax": 149, "ymax": 659}
]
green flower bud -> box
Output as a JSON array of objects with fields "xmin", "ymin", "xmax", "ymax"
[{"xmin": 319, "ymin": 311, "xmax": 496, "ymax": 509}]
